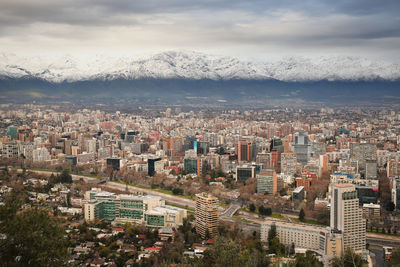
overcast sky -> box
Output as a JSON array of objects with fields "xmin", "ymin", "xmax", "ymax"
[{"xmin": 1, "ymin": 0, "xmax": 399, "ymax": 61}]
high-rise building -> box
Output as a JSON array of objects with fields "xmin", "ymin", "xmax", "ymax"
[
  {"xmin": 330, "ymin": 184, "xmax": 366, "ymax": 253},
  {"xmin": 195, "ymin": 192, "xmax": 218, "ymax": 238},
  {"xmin": 32, "ymin": 147, "xmax": 51, "ymax": 162},
  {"xmin": 165, "ymin": 108, "xmax": 172, "ymax": 118},
  {"xmin": 387, "ymin": 159, "xmax": 400, "ymax": 178},
  {"xmin": 236, "ymin": 140, "xmax": 253, "ymax": 162},
  {"xmin": 6, "ymin": 126, "xmax": 18, "ymax": 139},
  {"xmin": 236, "ymin": 165, "xmax": 257, "ymax": 183},
  {"xmin": 292, "ymin": 133, "xmax": 311, "ymax": 165},
  {"xmin": 365, "ymin": 160, "xmax": 377, "ymax": 179},
  {"xmin": 281, "ymin": 152, "xmax": 297, "ymax": 176},
  {"xmin": 256, "ymin": 169, "xmax": 277, "ymax": 194},
  {"xmin": 2, "ymin": 141, "xmax": 19, "ymax": 158},
  {"xmin": 148, "ymin": 158, "xmax": 162, "ymax": 177},
  {"xmin": 350, "ymin": 143, "xmax": 377, "ymax": 175}
]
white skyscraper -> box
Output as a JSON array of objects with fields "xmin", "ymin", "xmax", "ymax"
[{"xmin": 330, "ymin": 184, "xmax": 366, "ymax": 253}]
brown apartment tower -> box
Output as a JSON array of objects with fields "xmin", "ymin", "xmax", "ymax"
[
  {"xmin": 236, "ymin": 140, "xmax": 253, "ymax": 162},
  {"xmin": 195, "ymin": 192, "xmax": 219, "ymax": 239}
]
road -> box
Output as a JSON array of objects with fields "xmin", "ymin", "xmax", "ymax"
[
  {"xmin": 220, "ymin": 204, "xmax": 240, "ymax": 218},
  {"xmin": 369, "ymin": 245, "xmax": 384, "ymax": 267}
]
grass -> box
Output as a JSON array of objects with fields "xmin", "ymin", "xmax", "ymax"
[
  {"xmin": 290, "ymin": 217, "xmax": 328, "ymax": 226},
  {"xmin": 23, "ymin": 168, "xmax": 103, "ymax": 179},
  {"xmin": 113, "ymin": 180, "xmax": 195, "ymax": 200},
  {"xmin": 270, "ymin": 212, "xmax": 286, "ymax": 220},
  {"xmin": 240, "ymin": 207, "xmax": 286, "ymax": 221},
  {"xmin": 165, "ymin": 202, "xmax": 195, "ymax": 212},
  {"xmin": 233, "ymin": 215, "xmax": 251, "ymax": 224}
]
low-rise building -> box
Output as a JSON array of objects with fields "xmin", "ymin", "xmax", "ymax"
[
  {"xmin": 362, "ymin": 203, "xmax": 380, "ymax": 221},
  {"xmin": 261, "ymin": 218, "xmax": 343, "ymax": 258},
  {"xmin": 83, "ymin": 189, "xmax": 186, "ymax": 228}
]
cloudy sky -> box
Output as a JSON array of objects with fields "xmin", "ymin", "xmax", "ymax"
[{"xmin": 1, "ymin": 0, "xmax": 399, "ymax": 61}]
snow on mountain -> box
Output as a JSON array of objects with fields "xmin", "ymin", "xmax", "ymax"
[{"xmin": 0, "ymin": 51, "xmax": 399, "ymax": 82}]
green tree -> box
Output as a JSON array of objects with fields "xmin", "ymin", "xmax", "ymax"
[
  {"xmin": 205, "ymin": 229, "xmax": 210, "ymax": 240},
  {"xmin": 332, "ymin": 248, "xmax": 365, "ymax": 267},
  {"xmin": 49, "ymin": 173, "xmax": 58, "ymax": 185},
  {"xmin": 386, "ymin": 201, "xmax": 395, "ymax": 212},
  {"xmin": 268, "ymin": 224, "xmax": 277, "ymax": 245},
  {"xmin": 299, "ymin": 208, "xmax": 305, "ymax": 222},
  {"xmin": 59, "ymin": 169, "xmax": 72, "ymax": 184},
  {"xmin": 201, "ymin": 237, "xmax": 270, "ymax": 267},
  {"xmin": 249, "ymin": 203, "xmax": 256, "ymax": 212},
  {"xmin": 0, "ymin": 205, "xmax": 69, "ymax": 266},
  {"xmin": 258, "ymin": 205, "xmax": 265, "ymax": 215},
  {"xmin": 295, "ymin": 251, "xmax": 323, "ymax": 267},
  {"xmin": 268, "ymin": 236, "xmax": 284, "ymax": 255},
  {"xmin": 202, "ymin": 238, "xmax": 241, "ymax": 267},
  {"xmin": 391, "ymin": 247, "xmax": 400, "ymax": 265}
]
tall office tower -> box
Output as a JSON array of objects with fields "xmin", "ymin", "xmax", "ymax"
[
  {"xmin": 6, "ymin": 126, "xmax": 18, "ymax": 139},
  {"xmin": 330, "ymin": 184, "xmax": 366, "ymax": 253},
  {"xmin": 292, "ymin": 133, "xmax": 311, "ymax": 165},
  {"xmin": 281, "ymin": 152, "xmax": 297, "ymax": 176},
  {"xmin": 350, "ymin": 143, "xmax": 377, "ymax": 174},
  {"xmin": 195, "ymin": 192, "xmax": 218, "ymax": 239},
  {"xmin": 165, "ymin": 108, "xmax": 172, "ymax": 118},
  {"xmin": 256, "ymin": 169, "xmax": 277, "ymax": 194},
  {"xmin": 236, "ymin": 140, "xmax": 253, "ymax": 162}
]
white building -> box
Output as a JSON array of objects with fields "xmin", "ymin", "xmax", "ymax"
[
  {"xmin": 261, "ymin": 218, "xmax": 342, "ymax": 257},
  {"xmin": 32, "ymin": 147, "xmax": 51, "ymax": 162},
  {"xmin": 330, "ymin": 183, "xmax": 366, "ymax": 253}
]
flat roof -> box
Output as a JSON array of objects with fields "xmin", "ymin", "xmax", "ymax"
[
  {"xmin": 293, "ymin": 186, "xmax": 304, "ymax": 193},
  {"xmin": 262, "ymin": 218, "xmax": 329, "ymax": 232}
]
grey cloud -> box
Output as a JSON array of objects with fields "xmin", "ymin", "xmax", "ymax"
[{"xmin": 0, "ymin": 0, "xmax": 399, "ymax": 61}]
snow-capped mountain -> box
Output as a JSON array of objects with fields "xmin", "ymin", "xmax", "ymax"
[{"xmin": 0, "ymin": 51, "xmax": 399, "ymax": 83}]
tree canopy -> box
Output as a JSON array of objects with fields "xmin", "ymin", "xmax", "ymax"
[
  {"xmin": 331, "ymin": 248, "xmax": 365, "ymax": 267},
  {"xmin": 0, "ymin": 193, "xmax": 69, "ymax": 266}
]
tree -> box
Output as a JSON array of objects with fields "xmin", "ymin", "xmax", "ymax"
[
  {"xmin": 205, "ymin": 229, "xmax": 210, "ymax": 240},
  {"xmin": 386, "ymin": 201, "xmax": 395, "ymax": 212},
  {"xmin": 290, "ymin": 242, "xmax": 295, "ymax": 255},
  {"xmin": 258, "ymin": 205, "xmax": 265, "ymax": 215},
  {"xmin": 59, "ymin": 169, "xmax": 72, "ymax": 184},
  {"xmin": 299, "ymin": 208, "xmax": 305, "ymax": 222},
  {"xmin": 295, "ymin": 251, "xmax": 323, "ymax": 267},
  {"xmin": 391, "ymin": 247, "xmax": 400, "ymax": 265},
  {"xmin": 268, "ymin": 224, "xmax": 277, "ymax": 245},
  {"xmin": 268, "ymin": 237, "xmax": 284, "ymax": 255},
  {"xmin": 172, "ymin": 187, "xmax": 183, "ymax": 195},
  {"xmin": 0, "ymin": 200, "xmax": 69, "ymax": 266},
  {"xmin": 332, "ymin": 248, "xmax": 366, "ymax": 267},
  {"xmin": 201, "ymin": 237, "xmax": 270, "ymax": 267},
  {"xmin": 249, "ymin": 203, "xmax": 256, "ymax": 212},
  {"xmin": 49, "ymin": 173, "xmax": 58, "ymax": 185}
]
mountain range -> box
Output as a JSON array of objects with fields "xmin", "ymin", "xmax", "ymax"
[{"xmin": 0, "ymin": 51, "xmax": 399, "ymax": 106}]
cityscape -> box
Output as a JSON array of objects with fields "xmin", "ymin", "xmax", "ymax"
[
  {"xmin": 1, "ymin": 105, "xmax": 400, "ymax": 266},
  {"xmin": 1, "ymin": 0, "xmax": 400, "ymax": 267}
]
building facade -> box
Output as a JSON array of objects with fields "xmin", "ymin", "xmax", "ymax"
[
  {"xmin": 84, "ymin": 188, "xmax": 186, "ymax": 228},
  {"xmin": 256, "ymin": 169, "xmax": 277, "ymax": 194},
  {"xmin": 195, "ymin": 192, "xmax": 218, "ymax": 238},
  {"xmin": 330, "ymin": 184, "xmax": 366, "ymax": 253}
]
